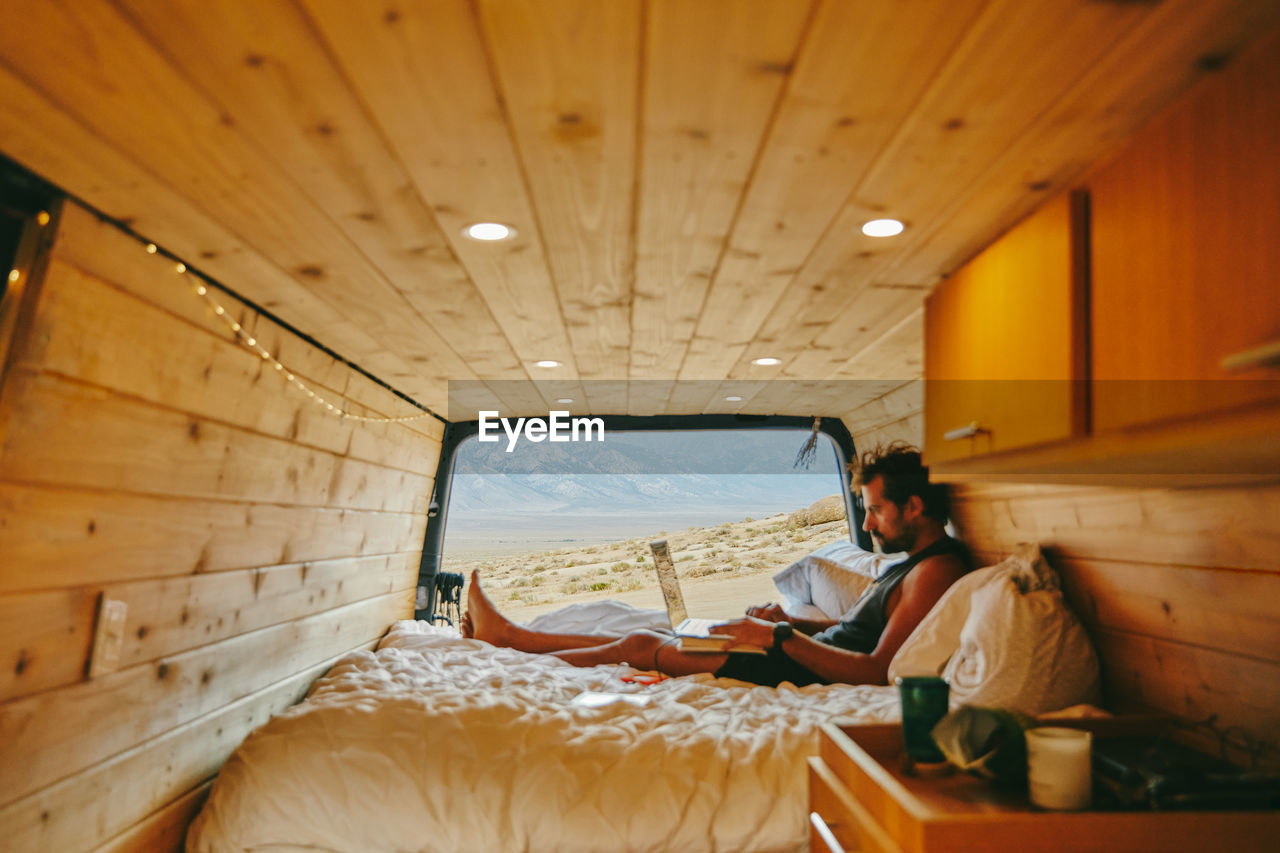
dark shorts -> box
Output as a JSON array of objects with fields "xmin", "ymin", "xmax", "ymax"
[{"xmin": 713, "ymin": 645, "xmax": 826, "ymax": 687}]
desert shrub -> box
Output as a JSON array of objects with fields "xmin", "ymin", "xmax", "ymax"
[
  {"xmin": 589, "ymin": 581, "xmax": 611, "ymax": 592},
  {"xmin": 561, "ymin": 580, "xmax": 584, "ymax": 595},
  {"xmin": 616, "ymin": 576, "xmax": 643, "ymax": 592},
  {"xmin": 610, "ymin": 561, "xmax": 630, "ymax": 573}
]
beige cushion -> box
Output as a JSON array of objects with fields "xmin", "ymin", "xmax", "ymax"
[{"xmin": 888, "ymin": 543, "xmax": 1101, "ymax": 715}]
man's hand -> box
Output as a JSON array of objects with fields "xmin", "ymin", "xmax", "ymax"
[
  {"xmin": 710, "ymin": 615, "xmax": 777, "ymax": 650},
  {"xmin": 744, "ymin": 602, "xmax": 788, "ymax": 622}
]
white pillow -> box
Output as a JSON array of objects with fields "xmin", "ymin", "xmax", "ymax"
[
  {"xmin": 889, "ymin": 543, "xmax": 1101, "ymax": 716},
  {"xmin": 772, "ymin": 540, "xmax": 903, "ymax": 620},
  {"xmin": 524, "ymin": 600, "xmax": 669, "ymax": 635}
]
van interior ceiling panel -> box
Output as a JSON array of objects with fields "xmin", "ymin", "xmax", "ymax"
[{"xmin": 1, "ymin": 2, "xmax": 1279, "ymax": 851}]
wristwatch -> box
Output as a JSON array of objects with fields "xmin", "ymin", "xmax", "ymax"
[{"xmin": 772, "ymin": 621, "xmax": 794, "ymax": 648}]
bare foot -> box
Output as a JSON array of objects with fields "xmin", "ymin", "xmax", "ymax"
[{"xmin": 465, "ymin": 570, "xmax": 516, "ymax": 646}]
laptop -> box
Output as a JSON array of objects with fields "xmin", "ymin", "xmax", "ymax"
[{"xmin": 649, "ymin": 539, "xmax": 766, "ymax": 654}]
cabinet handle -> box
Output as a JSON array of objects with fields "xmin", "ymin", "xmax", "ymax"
[
  {"xmin": 1220, "ymin": 339, "xmax": 1280, "ymax": 372},
  {"xmin": 943, "ymin": 421, "xmax": 986, "ymax": 441},
  {"xmin": 809, "ymin": 811, "xmax": 847, "ymax": 853}
]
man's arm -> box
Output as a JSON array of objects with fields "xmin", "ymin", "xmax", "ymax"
[
  {"xmin": 720, "ymin": 554, "xmax": 966, "ymax": 685},
  {"xmin": 744, "ymin": 602, "xmax": 836, "ymax": 635}
]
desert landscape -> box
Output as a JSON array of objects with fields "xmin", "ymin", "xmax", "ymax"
[{"xmin": 440, "ymin": 495, "xmax": 852, "ymax": 624}]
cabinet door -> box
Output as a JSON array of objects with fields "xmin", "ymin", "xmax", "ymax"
[
  {"xmin": 1091, "ymin": 28, "xmax": 1280, "ymax": 433},
  {"xmin": 925, "ymin": 191, "xmax": 1087, "ymax": 464}
]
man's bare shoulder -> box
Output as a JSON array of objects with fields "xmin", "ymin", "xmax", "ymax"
[{"xmin": 904, "ymin": 551, "xmax": 969, "ymax": 594}]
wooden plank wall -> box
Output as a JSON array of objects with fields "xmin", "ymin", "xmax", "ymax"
[
  {"xmin": 950, "ymin": 480, "xmax": 1280, "ymax": 768},
  {"xmin": 0, "ymin": 203, "xmax": 441, "ymax": 852}
]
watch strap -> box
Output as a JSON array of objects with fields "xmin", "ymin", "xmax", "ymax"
[{"xmin": 772, "ymin": 620, "xmax": 794, "ymax": 648}]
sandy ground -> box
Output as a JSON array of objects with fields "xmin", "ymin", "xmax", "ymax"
[{"xmin": 439, "ymin": 505, "xmax": 851, "ymax": 624}]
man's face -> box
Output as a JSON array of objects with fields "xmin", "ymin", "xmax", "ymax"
[{"xmin": 860, "ymin": 475, "xmax": 917, "ymax": 554}]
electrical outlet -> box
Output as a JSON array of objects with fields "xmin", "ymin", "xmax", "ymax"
[{"xmin": 88, "ymin": 596, "xmax": 128, "ymax": 678}]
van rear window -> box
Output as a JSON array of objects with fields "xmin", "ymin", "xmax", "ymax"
[{"xmin": 441, "ymin": 426, "xmax": 851, "ymax": 622}]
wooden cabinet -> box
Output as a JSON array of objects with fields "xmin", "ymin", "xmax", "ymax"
[
  {"xmin": 924, "ymin": 191, "xmax": 1088, "ymax": 464},
  {"xmin": 808, "ymin": 723, "xmax": 1280, "ymax": 853},
  {"xmin": 925, "ymin": 28, "xmax": 1280, "ymax": 483},
  {"xmin": 1090, "ymin": 25, "xmax": 1280, "ymax": 433}
]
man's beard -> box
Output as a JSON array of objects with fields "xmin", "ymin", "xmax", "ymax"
[{"xmin": 873, "ymin": 528, "xmax": 912, "ymax": 554}]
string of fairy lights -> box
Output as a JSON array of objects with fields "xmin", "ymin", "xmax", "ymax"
[{"xmin": 131, "ymin": 234, "xmax": 438, "ymax": 425}]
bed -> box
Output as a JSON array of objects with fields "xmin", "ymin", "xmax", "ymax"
[{"xmin": 186, "ymin": 544, "xmax": 1100, "ymax": 853}]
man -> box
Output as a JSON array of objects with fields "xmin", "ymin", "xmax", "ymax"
[{"xmin": 462, "ymin": 443, "xmax": 970, "ymax": 687}]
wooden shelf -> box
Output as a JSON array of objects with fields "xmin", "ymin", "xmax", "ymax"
[
  {"xmin": 809, "ymin": 723, "xmax": 1280, "ymax": 853},
  {"xmin": 928, "ymin": 396, "xmax": 1280, "ymax": 486}
]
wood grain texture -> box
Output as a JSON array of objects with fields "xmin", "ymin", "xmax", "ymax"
[
  {"xmin": 302, "ymin": 0, "xmax": 577, "ymax": 392},
  {"xmin": 898, "ymin": 0, "xmax": 1280, "ymax": 289},
  {"xmin": 816, "ymin": 723, "xmax": 1280, "ymax": 852},
  {"xmin": 0, "ymin": 591, "xmax": 408, "ymax": 805},
  {"xmin": 924, "ymin": 191, "xmax": 1083, "ymax": 463},
  {"xmin": 679, "ymin": 0, "xmax": 988, "ymax": 385},
  {"xmin": 88, "ymin": 783, "xmax": 211, "ymax": 853},
  {"xmin": 0, "ymin": 483, "xmax": 423, "ymax": 594},
  {"xmin": 23, "ymin": 259, "xmax": 439, "ymax": 476},
  {"xmin": 951, "ymin": 480, "xmax": 1280, "ymax": 760},
  {"xmin": 0, "ymin": 71, "xmax": 428, "ymax": 401},
  {"xmin": 0, "ymin": 208, "xmax": 429, "ymax": 848},
  {"xmin": 478, "ymin": 0, "xmax": 639, "ymax": 398},
  {"xmin": 0, "ymin": 0, "xmax": 471, "ymax": 398},
  {"xmin": 1090, "ymin": 22, "xmax": 1280, "ymax": 428},
  {"xmin": 2, "ymin": 1, "xmax": 1276, "ymax": 412},
  {"xmin": 631, "ymin": 0, "xmax": 810, "ymax": 384},
  {"xmin": 0, "ymin": 553, "xmax": 414, "ymax": 704},
  {"xmin": 48, "ymin": 204, "xmax": 443, "ymax": 438},
  {"xmin": 0, "ymin": 656, "xmax": 336, "ymax": 852},
  {"xmin": 0, "ymin": 370, "xmax": 431, "ymax": 513},
  {"xmin": 0, "ymin": 587, "xmax": 96, "ymax": 704},
  {"xmin": 116, "ymin": 0, "xmax": 525, "ymax": 383}
]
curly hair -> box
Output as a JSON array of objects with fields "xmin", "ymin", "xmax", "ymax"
[{"xmin": 851, "ymin": 441, "xmax": 949, "ymax": 524}]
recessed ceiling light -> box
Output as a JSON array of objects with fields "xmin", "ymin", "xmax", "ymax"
[
  {"xmin": 724, "ymin": 395, "xmax": 743, "ymax": 402},
  {"xmin": 463, "ymin": 222, "xmax": 516, "ymax": 241},
  {"xmin": 861, "ymin": 218, "xmax": 905, "ymax": 238},
  {"xmin": 556, "ymin": 397, "xmax": 574, "ymax": 404},
  {"xmin": 751, "ymin": 357, "xmax": 781, "ymax": 366},
  {"xmin": 535, "ymin": 360, "xmax": 561, "ymax": 368}
]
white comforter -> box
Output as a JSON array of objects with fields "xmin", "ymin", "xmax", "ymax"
[{"xmin": 188, "ymin": 619, "xmax": 901, "ymax": 853}]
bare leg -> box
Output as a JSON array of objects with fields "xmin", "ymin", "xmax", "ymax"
[
  {"xmin": 464, "ymin": 571, "xmax": 731, "ymax": 676},
  {"xmin": 552, "ymin": 630, "xmax": 729, "ymax": 677},
  {"xmin": 463, "ymin": 570, "xmax": 619, "ymax": 654}
]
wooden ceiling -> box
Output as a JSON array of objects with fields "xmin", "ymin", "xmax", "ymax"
[{"xmin": 2, "ymin": 0, "xmax": 1278, "ymax": 420}]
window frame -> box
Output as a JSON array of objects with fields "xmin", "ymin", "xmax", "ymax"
[
  {"xmin": 0, "ymin": 159, "xmax": 62, "ymax": 401},
  {"xmin": 414, "ymin": 412, "xmax": 869, "ymax": 620}
]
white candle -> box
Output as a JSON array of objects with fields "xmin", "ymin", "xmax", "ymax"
[{"xmin": 1026, "ymin": 727, "xmax": 1092, "ymax": 810}]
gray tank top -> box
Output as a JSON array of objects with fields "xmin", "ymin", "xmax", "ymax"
[{"xmin": 811, "ymin": 536, "xmax": 970, "ymax": 654}]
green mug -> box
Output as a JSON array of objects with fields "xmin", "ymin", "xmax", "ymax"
[{"xmin": 896, "ymin": 676, "xmax": 950, "ymax": 765}]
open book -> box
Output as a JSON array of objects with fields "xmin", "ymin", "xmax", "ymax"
[{"xmin": 649, "ymin": 539, "xmax": 766, "ymax": 654}]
